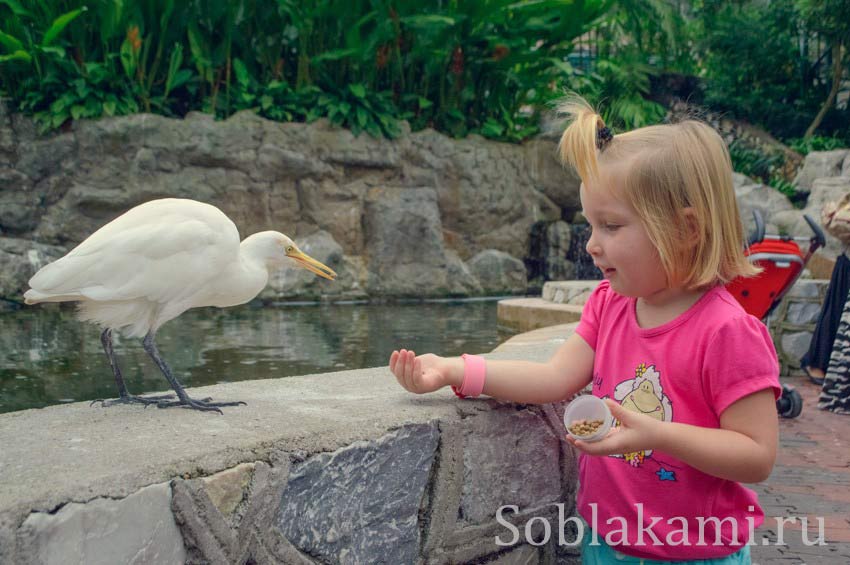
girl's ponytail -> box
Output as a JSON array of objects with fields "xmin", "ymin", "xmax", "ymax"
[{"xmin": 557, "ymin": 96, "xmax": 609, "ymax": 182}]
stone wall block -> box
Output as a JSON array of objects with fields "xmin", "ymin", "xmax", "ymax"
[
  {"xmin": 459, "ymin": 408, "xmax": 562, "ymax": 526},
  {"xmin": 364, "ymin": 186, "xmax": 459, "ymax": 295},
  {"xmin": 468, "ymin": 249, "xmax": 528, "ymax": 295},
  {"xmin": 793, "ymin": 150, "xmax": 849, "ymax": 192},
  {"xmin": 277, "ymin": 423, "xmax": 439, "ymax": 565},
  {"xmin": 0, "ymin": 237, "xmax": 66, "ymax": 305},
  {"xmin": 17, "ymin": 482, "xmax": 186, "ymax": 565},
  {"xmin": 171, "ymin": 459, "xmax": 309, "ymax": 565}
]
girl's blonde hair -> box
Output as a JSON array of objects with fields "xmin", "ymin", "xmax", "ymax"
[{"xmin": 558, "ymin": 95, "xmax": 759, "ymax": 289}]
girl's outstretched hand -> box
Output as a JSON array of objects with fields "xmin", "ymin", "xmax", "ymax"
[
  {"xmin": 567, "ymin": 399, "xmax": 663, "ymax": 456},
  {"xmin": 389, "ymin": 349, "xmax": 448, "ymax": 394}
]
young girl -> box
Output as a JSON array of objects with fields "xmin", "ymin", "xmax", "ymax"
[{"xmin": 388, "ymin": 96, "xmax": 781, "ymax": 564}]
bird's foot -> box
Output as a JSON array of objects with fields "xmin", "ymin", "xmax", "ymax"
[
  {"xmin": 155, "ymin": 397, "xmax": 247, "ymax": 414},
  {"xmin": 91, "ymin": 393, "xmax": 177, "ymax": 408}
]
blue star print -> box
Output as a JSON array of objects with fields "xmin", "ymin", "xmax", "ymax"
[{"xmin": 656, "ymin": 468, "xmax": 676, "ymax": 481}]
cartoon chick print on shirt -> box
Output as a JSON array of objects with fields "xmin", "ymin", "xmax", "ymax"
[{"xmin": 608, "ymin": 363, "xmax": 673, "ymax": 468}]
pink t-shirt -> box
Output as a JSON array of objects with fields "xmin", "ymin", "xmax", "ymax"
[{"xmin": 574, "ymin": 280, "xmax": 781, "ymax": 561}]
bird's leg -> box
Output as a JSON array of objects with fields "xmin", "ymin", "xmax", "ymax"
[
  {"xmin": 142, "ymin": 331, "xmax": 245, "ymax": 413},
  {"xmin": 93, "ymin": 328, "xmax": 175, "ymax": 407}
]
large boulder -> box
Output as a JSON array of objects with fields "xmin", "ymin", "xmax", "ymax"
[
  {"xmin": 0, "ymin": 237, "xmax": 67, "ymax": 308},
  {"xmin": 363, "ymin": 186, "xmax": 480, "ymax": 297},
  {"xmin": 773, "ymin": 176, "xmax": 850, "ymax": 258},
  {"xmin": 793, "ymin": 149, "xmax": 849, "ymax": 192},
  {"xmin": 467, "ymin": 250, "xmax": 527, "ymax": 295},
  {"xmin": 733, "ymin": 172, "xmax": 794, "ymax": 235}
]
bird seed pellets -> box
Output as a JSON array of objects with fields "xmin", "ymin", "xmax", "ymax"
[{"xmin": 568, "ymin": 418, "xmax": 604, "ymax": 437}]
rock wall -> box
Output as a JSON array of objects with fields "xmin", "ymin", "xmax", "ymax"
[
  {"xmin": 0, "ymin": 101, "xmax": 581, "ymax": 304},
  {"xmin": 2, "ymin": 99, "xmax": 847, "ymax": 306}
]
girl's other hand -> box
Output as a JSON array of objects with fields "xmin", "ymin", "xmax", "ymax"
[
  {"xmin": 389, "ymin": 349, "xmax": 448, "ymax": 394},
  {"xmin": 566, "ymin": 399, "xmax": 662, "ymax": 456}
]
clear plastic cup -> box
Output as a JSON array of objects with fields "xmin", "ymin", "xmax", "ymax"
[{"xmin": 563, "ymin": 395, "xmax": 613, "ymax": 442}]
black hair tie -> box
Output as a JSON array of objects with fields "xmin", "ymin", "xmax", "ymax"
[{"xmin": 596, "ymin": 126, "xmax": 613, "ymax": 150}]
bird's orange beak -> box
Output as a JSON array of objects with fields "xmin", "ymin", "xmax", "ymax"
[{"xmin": 287, "ymin": 249, "xmax": 337, "ymax": 280}]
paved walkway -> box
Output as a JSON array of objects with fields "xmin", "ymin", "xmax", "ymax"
[{"xmin": 750, "ymin": 372, "xmax": 850, "ymax": 564}]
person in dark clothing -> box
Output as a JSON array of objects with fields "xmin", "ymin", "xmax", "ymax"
[{"xmin": 802, "ymin": 253, "xmax": 850, "ymax": 385}]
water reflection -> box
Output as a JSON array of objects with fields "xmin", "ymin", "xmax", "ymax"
[{"xmin": 0, "ymin": 301, "xmax": 507, "ymax": 413}]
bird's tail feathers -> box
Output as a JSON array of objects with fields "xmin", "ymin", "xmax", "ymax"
[{"xmin": 23, "ymin": 289, "xmax": 82, "ymax": 305}]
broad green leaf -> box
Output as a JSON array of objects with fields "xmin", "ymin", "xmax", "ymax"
[
  {"xmin": 355, "ymin": 106, "xmax": 368, "ymax": 128},
  {"xmin": 232, "ymin": 57, "xmax": 249, "ymax": 86},
  {"xmin": 42, "ymin": 7, "xmax": 87, "ymax": 48},
  {"xmin": 0, "ymin": 30, "xmax": 24, "ymax": 52},
  {"xmin": 103, "ymin": 100, "xmax": 116, "ymax": 116},
  {"xmin": 348, "ymin": 84, "xmax": 366, "ymax": 99},
  {"xmin": 0, "ymin": 49, "xmax": 30, "ymax": 63},
  {"xmin": 311, "ymin": 48, "xmax": 358, "ymax": 63},
  {"xmin": 0, "ymin": 0, "xmax": 30, "ymax": 18},
  {"xmin": 120, "ymin": 39, "xmax": 136, "ymax": 80}
]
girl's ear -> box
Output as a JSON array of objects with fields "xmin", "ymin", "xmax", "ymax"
[{"xmin": 682, "ymin": 207, "xmax": 700, "ymax": 248}]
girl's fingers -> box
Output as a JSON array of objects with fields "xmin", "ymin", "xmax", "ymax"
[
  {"xmin": 389, "ymin": 350, "xmax": 399, "ymax": 373},
  {"xmin": 398, "ymin": 349, "xmax": 408, "ymax": 387},
  {"xmin": 413, "ymin": 357, "xmax": 422, "ymax": 389},
  {"xmin": 405, "ymin": 350, "xmax": 416, "ymax": 386}
]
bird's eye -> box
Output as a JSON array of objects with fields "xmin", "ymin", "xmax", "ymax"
[{"xmin": 286, "ymin": 246, "xmax": 294, "ymax": 253}]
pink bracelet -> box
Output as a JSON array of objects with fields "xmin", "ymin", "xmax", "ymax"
[{"xmin": 451, "ymin": 354, "xmax": 486, "ymax": 399}]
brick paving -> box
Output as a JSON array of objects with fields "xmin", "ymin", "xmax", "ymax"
[{"xmin": 750, "ymin": 373, "xmax": 850, "ymax": 564}]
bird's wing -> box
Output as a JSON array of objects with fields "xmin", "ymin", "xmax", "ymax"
[{"xmin": 29, "ymin": 200, "xmax": 240, "ymax": 303}]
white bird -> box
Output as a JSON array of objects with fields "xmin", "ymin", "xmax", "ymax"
[{"xmin": 24, "ymin": 198, "xmax": 337, "ymax": 413}]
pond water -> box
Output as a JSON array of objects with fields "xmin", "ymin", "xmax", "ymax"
[{"xmin": 0, "ymin": 300, "xmax": 510, "ymax": 414}]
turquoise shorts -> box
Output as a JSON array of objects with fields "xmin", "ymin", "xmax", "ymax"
[{"xmin": 580, "ymin": 523, "xmax": 751, "ymax": 565}]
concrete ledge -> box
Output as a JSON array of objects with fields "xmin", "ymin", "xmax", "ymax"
[
  {"xmin": 0, "ymin": 338, "xmax": 582, "ymax": 564},
  {"xmin": 497, "ymin": 298, "xmax": 584, "ymax": 333}
]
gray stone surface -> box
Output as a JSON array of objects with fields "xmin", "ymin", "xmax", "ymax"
[
  {"xmin": 468, "ymin": 249, "xmax": 528, "ymax": 295},
  {"xmin": 17, "ymin": 483, "xmax": 185, "ymax": 565},
  {"xmin": 735, "ymin": 178, "xmax": 794, "ymax": 235},
  {"xmin": 459, "ymin": 408, "xmax": 563, "ymax": 526},
  {"xmin": 277, "ymin": 423, "xmax": 439, "ymax": 565},
  {"xmin": 364, "ymin": 186, "xmax": 478, "ymax": 296},
  {"xmin": 781, "ymin": 331, "xmax": 815, "ymax": 366},
  {"xmin": 793, "ymin": 149, "xmax": 849, "ymax": 192},
  {"xmin": 772, "ymin": 176, "xmax": 850, "ymax": 258},
  {"xmin": 542, "ymin": 281, "xmax": 600, "ymax": 305},
  {"xmin": 172, "ymin": 459, "xmax": 312, "ymax": 564},
  {"xmin": 785, "ymin": 301, "xmax": 822, "ymax": 326},
  {"xmin": 0, "ymin": 237, "xmax": 67, "ymax": 304}
]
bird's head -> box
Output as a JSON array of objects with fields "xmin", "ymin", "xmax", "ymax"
[{"xmin": 245, "ymin": 232, "xmax": 337, "ymax": 280}]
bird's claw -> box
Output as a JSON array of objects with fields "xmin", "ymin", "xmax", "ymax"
[
  {"xmin": 154, "ymin": 397, "xmax": 246, "ymax": 414},
  {"xmin": 92, "ymin": 393, "xmax": 177, "ymax": 407}
]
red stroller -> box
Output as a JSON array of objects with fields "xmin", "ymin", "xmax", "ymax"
[{"xmin": 726, "ymin": 210, "xmax": 826, "ymax": 418}]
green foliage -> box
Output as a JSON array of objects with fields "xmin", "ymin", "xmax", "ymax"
[
  {"xmin": 788, "ymin": 135, "xmax": 848, "ymax": 155},
  {"xmin": 3, "ymin": 0, "xmax": 674, "ymax": 141},
  {"xmin": 685, "ymin": 0, "xmax": 849, "ymax": 142},
  {"xmin": 728, "ymin": 139, "xmax": 802, "ymax": 204},
  {"xmin": 568, "ymin": 53, "xmax": 667, "ymax": 131}
]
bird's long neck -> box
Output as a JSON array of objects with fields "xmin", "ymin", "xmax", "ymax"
[{"xmin": 203, "ymin": 242, "xmax": 269, "ymax": 308}]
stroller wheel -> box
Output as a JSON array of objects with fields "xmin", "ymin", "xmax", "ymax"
[{"xmin": 777, "ymin": 385, "xmax": 803, "ymax": 419}]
